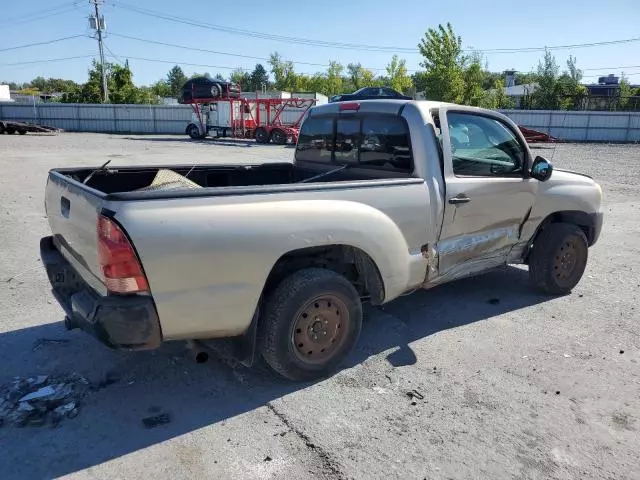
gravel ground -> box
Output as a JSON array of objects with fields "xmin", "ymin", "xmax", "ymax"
[{"xmin": 0, "ymin": 133, "xmax": 638, "ymax": 480}]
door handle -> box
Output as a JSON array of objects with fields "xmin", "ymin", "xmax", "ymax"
[{"xmin": 448, "ymin": 195, "xmax": 471, "ymax": 205}]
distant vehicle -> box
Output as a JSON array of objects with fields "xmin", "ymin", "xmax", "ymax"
[
  {"xmin": 329, "ymin": 87, "xmax": 412, "ymax": 103},
  {"xmin": 179, "ymin": 77, "xmax": 241, "ymax": 103}
]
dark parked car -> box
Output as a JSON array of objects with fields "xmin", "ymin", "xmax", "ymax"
[
  {"xmin": 179, "ymin": 77, "xmax": 241, "ymax": 103},
  {"xmin": 329, "ymin": 87, "xmax": 412, "ymax": 103}
]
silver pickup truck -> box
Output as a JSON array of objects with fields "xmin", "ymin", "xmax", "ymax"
[{"xmin": 41, "ymin": 100, "xmax": 603, "ymax": 380}]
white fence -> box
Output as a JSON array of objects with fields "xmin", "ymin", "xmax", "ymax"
[
  {"xmin": 500, "ymin": 109, "xmax": 640, "ymax": 142},
  {"xmin": 0, "ymin": 103, "xmax": 192, "ymax": 134},
  {"xmin": 1, "ymin": 102, "xmax": 639, "ymax": 142}
]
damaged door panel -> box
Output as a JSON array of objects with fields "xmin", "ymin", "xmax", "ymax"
[{"xmin": 429, "ymin": 107, "xmax": 538, "ymax": 283}]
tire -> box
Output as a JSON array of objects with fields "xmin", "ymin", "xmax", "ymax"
[
  {"xmin": 186, "ymin": 124, "xmax": 203, "ymax": 139},
  {"xmin": 259, "ymin": 268, "xmax": 363, "ymax": 381},
  {"xmin": 6, "ymin": 128, "xmax": 16, "ymax": 135},
  {"xmin": 18, "ymin": 129, "xmax": 27, "ymax": 135},
  {"xmin": 210, "ymin": 84, "xmax": 221, "ymax": 98},
  {"xmin": 0, "ymin": 123, "xmax": 5, "ymax": 134},
  {"xmin": 270, "ymin": 128, "xmax": 287, "ymax": 145},
  {"xmin": 529, "ymin": 223, "xmax": 589, "ymax": 295},
  {"xmin": 254, "ymin": 127, "xmax": 269, "ymax": 144}
]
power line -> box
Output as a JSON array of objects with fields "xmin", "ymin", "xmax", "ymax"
[
  {"xmin": 0, "ymin": 1, "xmax": 79, "ymax": 26},
  {"xmin": 581, "ymin": 64, "xmax": 640, "ymax": 71},
  {"xmin": 109, "ymin": 53, "xmax": 250, "ymax": 71},
  {"xmin": 466, "ymin": 37, "xmax": 640, "ymax": 54},
  {"xmin": 0, "ymin": 55, "xmax": 95, "ymax": 67},
  {"xmin": 0, "ymin": 35, "xmax": 87, "ymax": 53},
  {"xmin": 108, "ymin": 32, "xmax": 388, "ymax": 72},
  {"xmin": 103, "ymin": 44, "xmax": 125, "ymax": 65},
  {"xmin": 109, "ymin": 1, "xmax": 416, "ymax": 53},
  {"xmin": 110, "ymin": 0, "xmax": 640, "ymax": 55}
]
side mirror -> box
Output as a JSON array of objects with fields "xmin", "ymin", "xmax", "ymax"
[{"xmin": 530, "ymin": 156, "xmax": 553, "ymax": 182}]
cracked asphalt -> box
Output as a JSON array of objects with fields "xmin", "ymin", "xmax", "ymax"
[{"xmin": 0, "ymin": 134, "xmax": 639, "ymax": 480}]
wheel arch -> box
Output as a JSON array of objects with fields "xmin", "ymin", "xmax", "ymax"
[
  {"xmin": 262, "ymin": 244, "xmax": 386, "ymax": 306},
  {"xmin": 526, "ymin": 210, "xmax": 598, "ymax": 261}
]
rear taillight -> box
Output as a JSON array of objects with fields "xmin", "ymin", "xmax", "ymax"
[
  {"xmin": 97, "ymin": 215, "xmax": 149, "ymax": 294},
  {"xmin": 339, "ymin": 102, "xmax": 360, "ymax": 111}
]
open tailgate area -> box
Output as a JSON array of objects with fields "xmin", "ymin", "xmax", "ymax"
[{"xmin": 45, "ymin": 171, "xmax": 106, "ymax": 294}]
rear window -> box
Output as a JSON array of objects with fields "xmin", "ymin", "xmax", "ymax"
[{"xmin": 296, "ymin": 114, "xmax": 413, "ymax": 172}]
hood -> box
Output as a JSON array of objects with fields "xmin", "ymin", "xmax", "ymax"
[{"xmin": 546, "ymin": 168, "xmax": 598, "ymax": 188}]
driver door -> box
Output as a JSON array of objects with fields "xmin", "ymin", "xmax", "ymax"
[{"xmin": 436, "ymin": 107, "xmax": 538, "ymax": 278}]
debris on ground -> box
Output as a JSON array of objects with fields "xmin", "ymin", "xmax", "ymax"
[
  {"xmin": 141, "ymin": 412, "xmax": 172, "ymax": 428},
  {"xmin": 406, "ymin": 389, "xmax": 424, "ymax": 400},
  {"xmin": 0, "ymin": 374, "xmax": 89, "ymax": 427}
]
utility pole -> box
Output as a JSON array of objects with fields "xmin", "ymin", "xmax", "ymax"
[{"xmin": 89, "ymin": 0, "xmax": 108, "ymax": 102}]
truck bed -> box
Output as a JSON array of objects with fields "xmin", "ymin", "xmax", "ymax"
[{"xmin": 54, "ymin": 161, "xmax": 413, "ymax": 199}]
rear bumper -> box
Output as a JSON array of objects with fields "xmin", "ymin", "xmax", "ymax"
[{"xmin": 40, "ymin": 236, "xmax": 162, "ymax": 350}]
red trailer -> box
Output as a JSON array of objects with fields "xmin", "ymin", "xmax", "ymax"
[{"xmin": 185, "ymin": 95, "xmax": 316, "ymax": 144}]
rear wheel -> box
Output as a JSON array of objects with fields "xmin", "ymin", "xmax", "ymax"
[
  {"xmin": 186, "ymin": 124, "xmax": 203, "ymax": 139},
  {"xmin": 6, "ymin": 128, "xmax": 16, "ymax": 135},
  {"xmin": 270, "ymin": 128, "xmax": 287, "ymax": 145},
  {"xmin": 259, "ymin": 268, "xmax": 362, "ymax": 381},
  {"xmin": 18, "ymin": 129, "xmax": 27, "ymax": 135},
  {"xmin": 254, "ymin": 127, "xmax": 269, "ymax": 144},
  {"xmin": 529, "ymin": 223, "xmax": 588, "ymax": 295}
]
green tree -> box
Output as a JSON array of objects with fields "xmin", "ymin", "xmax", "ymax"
[
  {"xmin": 385, "ymin": 55, "xmax": 412, "ymax": 93},
  {"xmin": 346, "ymin": 63, "xmax": 365, "ymax": 90},
  {"xmin": 416, "ymin": 23, "xmax": 465, "ymax": 102},
  {"xmin": 532, "ymin": 49, "xmax": 560, "ymax": 109},
  {"xmin": 61, "ymin": 60, "xmax": 158, "ymax": 104},
  {"xmin": 166, "ymin": 65, "xmax": 187, "ymax": 97},
  {"xmin": 325, "ymin": 61, "xmax": 344, "ymax": 96},
  {"xmin": 230, "ymin": 69, "xmax": 251, "ymax": 89},
  {"xmin": 462, "ymin": 53, "xmax": 485, "ymax": 106},
  {"xmin": 248, "ymin": 63, "xmax": 269, "ymax": 91},
  {"xmin": 268, "ymin": 52, "xmax": 297, "ymax": 91},
  {"xmin": 618, "ymin": 74, "xmax": 632, "ymax": 110},
  {"xmin": 151, "ymin": 79, "xmax": 171, "ymax": 98}
]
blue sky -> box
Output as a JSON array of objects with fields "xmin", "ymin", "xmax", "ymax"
[{"xmin": 1, "ymin": 0, "xmax": 639, "ymax": 86}]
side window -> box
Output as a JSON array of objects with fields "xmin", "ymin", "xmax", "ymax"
[
  {"xmin": 447, "ymin": 112, "xmax": 525, "ymax": 177},
  {"xmin": 335, "ymin": 119, "xmax": 360, "ymax": 164},
  {"xmin": 360, "ymin": 116, "xmax": 412, "ymax": 171},
  {"xmin": 296, "ymin": 117, "xmax": 333, "ymax": 163}
]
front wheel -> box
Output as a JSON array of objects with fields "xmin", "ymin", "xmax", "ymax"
[
  {"xmin": 529, "ymin": 223, "xmax": 589, "ymax": 295},
  {"xmin": 186, "ymin": 124, "xmax": 203, "ymax": 139},
  {"xmin": 259, "ymin": 268, "xmax": 362, "ymax": 381}
]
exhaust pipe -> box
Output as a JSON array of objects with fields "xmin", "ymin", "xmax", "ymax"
[{"xmin": 186, "ymin": 340, "xmax": 209, "ymax": 364}]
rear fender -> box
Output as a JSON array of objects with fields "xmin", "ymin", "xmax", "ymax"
[{"xmin": 119, "ymin": 199, "xmax": 416, "ymax": 340}]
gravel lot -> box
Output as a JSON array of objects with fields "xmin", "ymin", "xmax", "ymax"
[{"xmin": 0, "ymin": 133, "xmax": 639, "ymax": 480}]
